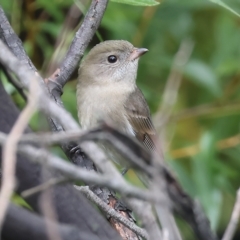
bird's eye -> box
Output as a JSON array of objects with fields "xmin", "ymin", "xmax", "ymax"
[{"xmin": 107, "ymin": 55, "xmax": 117, "ymax": 63}]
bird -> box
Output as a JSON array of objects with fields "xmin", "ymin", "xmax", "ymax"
[
  {"xmin": 76, "ymin": 40, "xmax": 182, "ymax": 240},
  {"xmin": 76, "ymin": 40, "xmax": 157, "ymax": 161}
]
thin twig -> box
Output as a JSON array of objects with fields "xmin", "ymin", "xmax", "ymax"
[
  {"xmin": 0, "ymin": 79, "xmax": 38, "ymax": 232},
  {"xmin": 154, "ymin": 39, "xmax": 194, "ymax": 155},
  {"xmin": 21, "ymin": 177, "xmax": 67, "ymax": 198},
  {"xmin": 0, "ymin": 40, "xmax": 79, "ymax": 131},
  {"xmin": 127, "ymin": 198, "xmax": 163, "ymax": 240},
  {"xmin": 45, "ymin": 2, "xmax": 83, "ymax": 75},
  {"xmin": 0, "ymin": 130, "xmax": 87, "ymax": 146},
  {"xmin": 154, "ymin": 39, "xmax": 194, "ymax": 130},
  {"xmin": 222, "ymin": 188, "xmax": 240, "ymax": 240},
  {"xmin": 49, "ymin": 0, "xmax": 109, "ymax": 88},
  {"xmin": 77, "ymin": 186, "xmax": 149, "ymax": 239},
  {"xmin": 0, "ymin": 133, "xmax": 159, "ymax": 203}
]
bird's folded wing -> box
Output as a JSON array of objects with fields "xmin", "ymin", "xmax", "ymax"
[{"xmin": 124, "ymin": 87, "xmax": 156, "ymax": 151}]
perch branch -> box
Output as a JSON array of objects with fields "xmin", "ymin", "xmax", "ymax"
[{"xmin": 77, "ymin": 186, "xmax": 149, "ymax": 239}]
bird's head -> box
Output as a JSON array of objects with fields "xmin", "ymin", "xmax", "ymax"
[{"xmin": 78, "ymin": 40, "xmax": 148, "ymax": 85}]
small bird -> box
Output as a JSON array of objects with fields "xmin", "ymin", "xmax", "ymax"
[
  {"xmin": 77, "ymin": 41, "xmax": 182, "ymax": 239},
  {"xmin": 77, "ymin": 40, "xmax": 156, "ymax": 159}
]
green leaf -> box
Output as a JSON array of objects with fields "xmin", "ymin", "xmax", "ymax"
[
  {"xmin": 110, "ymin": 0, "xmax": 159, "ymax": 7},
  {"xmin": 12, "ymin": 194, "xmax": 32, "ymax": 210},
  {"xmin": 209, "ymin": 0, "xmax": 240, "ymax": 17}
]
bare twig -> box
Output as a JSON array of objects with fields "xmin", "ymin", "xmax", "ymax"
[
  {"xmin": 222, "ymin": 188, "xmax": 240, "ymax": 240},
  {"xmin": 22, "ymin": 173, "xmax": 149, "ymax": 240},
  {"xmin": 77, "ymin": 186, "xmax": 149, "ymax": 239},
  {"xmin": 155, "ymin": 206, "xmax": 182, "ymax": 240},
  {"xmin": 153, "ymin": 39, "xmax": 194, "ymax": 156},
  {"xmin": 127, "ymin": 199, "xmax": 163, "ymax": 240},
  {"xmin": 0, "ymin": 39, "xmax": 79, "ymax": 131},
  {"xmin": 9, "ymin": 130, "xmax": 86, "ymax": 145},
  {"xmin": 45, "ymin": 2, "xmax": 83, "ymax": 75},
  {"xmin": 0, "ymin": 79, "xmax": 38, "ymax": 232},
  {"xmin": 21, "ymin": 178, "xmax": 66, "ymax": 198},
  {"xmin": 39, "ymin": 177, "xmax": 62, "ymax": 240},
  {"xmin": 48, "ymin": 0, "xmax": 109, "ymax": 88},
  {"xmin": 0, "ymin": 133, "xmax": 158, "ymax": 203},
  {"xmin": 154, "ymin": 39, "xmax": 194, "ymax": 131}
]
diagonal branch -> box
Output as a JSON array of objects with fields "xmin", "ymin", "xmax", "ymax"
[
  {"xmin": 77, "ymin": 186, "xmax": 149, "ymax": 239},
  {"xmin": 49, "ymin": 0, "xmax": 108, "ymax": 88}
]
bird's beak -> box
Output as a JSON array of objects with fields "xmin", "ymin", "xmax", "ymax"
[{"xmin": 129, "ymin": 48, "xmax": 148, "ymax": 61}]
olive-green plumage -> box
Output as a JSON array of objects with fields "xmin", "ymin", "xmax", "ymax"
[{"xmin": 77, "ymin": 40, "xmax": 155, "ymax": 151}]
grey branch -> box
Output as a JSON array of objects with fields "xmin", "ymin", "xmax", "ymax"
[
  {"xmin": 77, "ymin": 186, "xmax": 149, "ymax": 239},
  {"xmin": 0, "ymin": 39, "xmax": 79, "ymax": 131},
  {"xmin": 0, "ymin": 132, "xmax": 158, "ymax": 203},
  {"xmin": 52, "ymin": 0, "xmax": 109, "ymax": 88}
]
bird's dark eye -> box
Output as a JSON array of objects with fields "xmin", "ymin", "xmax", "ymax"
[{"xmin": 107, "ymin": 55, "xmax": 117, "ymax": 63}]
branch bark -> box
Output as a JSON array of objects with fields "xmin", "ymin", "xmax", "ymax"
[{"xmin": 48, "ymin": 0, "xmax": 109, "ymax": 89}]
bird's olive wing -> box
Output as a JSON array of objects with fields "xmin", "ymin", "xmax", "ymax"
[{"xmin": 124, "ymin": 88, "xmax": 156, "ymax": 151}]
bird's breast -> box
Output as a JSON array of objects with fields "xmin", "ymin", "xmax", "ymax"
[{"xmin": 77, "ymin": 83, "xmax": 135, "ymax": 136}]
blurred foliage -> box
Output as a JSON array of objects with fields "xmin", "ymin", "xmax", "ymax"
[
  {"xmin": 111, "ymin": 0, "xmax": 159, "ymax": 7},
  {"xmin": 1, "ymin": 0, "xmax": 240, "ymax": 239}
]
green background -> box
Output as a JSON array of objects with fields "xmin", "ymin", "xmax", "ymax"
[{"xmin": 1, "ymin": 0, "xmax": 240, "ymax": 239}]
